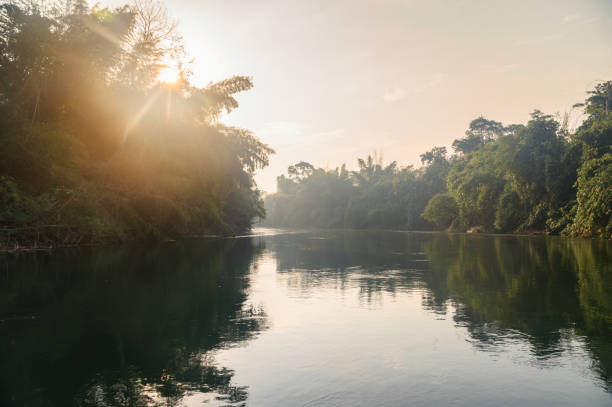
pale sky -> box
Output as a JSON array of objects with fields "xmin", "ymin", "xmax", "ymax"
[{"xmin": 110, "ymin": 0, "xmax": 612, "ymax": 192}]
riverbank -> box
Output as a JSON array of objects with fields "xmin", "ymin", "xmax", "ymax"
[
  {"xmin": 0, "ymin": 226, "xmax": 227, "ymax": 253},
  {"xmin": 4, "ymin": 224, "xmax": 608, "ymax": 254}
]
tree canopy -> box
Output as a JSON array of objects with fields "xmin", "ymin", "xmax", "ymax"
[
  {"xmin": 0, "ymin": 0, "xmax": 273, "ymax": 249},
  {"xmin": 263, "ymin": 81, "xmax": 612, "ymax": 238}
]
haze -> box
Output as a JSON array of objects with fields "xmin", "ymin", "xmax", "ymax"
[{"xmin": 108, "ymin": 0, "xmax": 612, "ymax": 192}]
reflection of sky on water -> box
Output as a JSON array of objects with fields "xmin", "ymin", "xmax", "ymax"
[
  {"xmin": 2, "ymin": 230, "xmax": 611, "ymax": 406},
  {"xmin": 203, "ymin": 231, "xmax": 612, "ymax": 406}
]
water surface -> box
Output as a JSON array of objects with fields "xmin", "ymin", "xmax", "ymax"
[{"xmin": 2, "ymin": 230, "xmax": 612, "ymax": 406}]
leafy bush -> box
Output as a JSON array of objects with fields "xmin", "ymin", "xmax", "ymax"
[
  {"xmin": 569, "ymin": 154, "xmax": 612, "ymax": 237},
  {"xmin": 422, "ymin": 193, "xmax": 458, "ymax": 229}
]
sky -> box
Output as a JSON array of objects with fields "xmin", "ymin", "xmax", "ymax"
[{"xmin": 111, "ymin": 0, "xmax": 612, "ymax": 192}]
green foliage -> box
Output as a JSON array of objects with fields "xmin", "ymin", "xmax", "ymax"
[
  {"xmin": 0, "ymin": 2, "xmax": 272, "ymax": 249},
  {"xmin": 263, "ymin": 152, "xmax": 447, "ymax": 230},
  {"xmin": 494, "ymin": 186, "xmax": 522, "ymax": 231},
  {"xmin": 569, "ymin": 154, "xmax": 612, "ymax": 237},
  {"xmin": 564, "ymin": 84, "xmax": 612, "ymax": 238},
  {"xmin": 446, "ymin": 110, "xmax": 580, "ymax": 233},
  {"xmin": 264, "ymin": 81, "xmax": 612, "ymax": 239},
  {"xmin": 422, "ymin": 193, "xmax": 458, "ymax": 229},
  {"xmin": 446, "ymin": 147, "xmax": 506, "ymax": 231},
  {"xmin": 0, "ymin": 176, "xmax": 42, "ymax": 225},
  {"xmin": 451, "ymin": 117, "xmax": 520, "ymax": 155},
  {"xmin": 264, "ymin": 165, "xmax": 354, "ymax": 228}
]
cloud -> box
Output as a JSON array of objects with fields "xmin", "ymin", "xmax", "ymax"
[
  {"xmin": 383, "ymin": 87, "xmax": 406, "ymax": 102},
  {"xmin": 255, "ymin": 121, "xmax": 345, "ymax": 148},
  {"xmin": 414, "ymin": 72, "xmax": 446, "ymax": 93},
  {"xmin": 383, "ymin": 73, "xmax": 446, "ymax": 101}
]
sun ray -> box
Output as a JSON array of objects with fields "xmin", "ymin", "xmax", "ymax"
[
  {"xmin": 123, "ymin": 89, "xmax": 163, "ymax": 143},
  {"xmin": 158, "ymin": 67, "xmax": 181, "ymax": 84}
]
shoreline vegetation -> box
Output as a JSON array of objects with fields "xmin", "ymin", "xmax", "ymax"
[
  {"xmin": 1, "ymin": 2, "xmax": 610, "ymax": 252},
  {"xmin": 0, "ymin": 1, "xmax": 273, "ymax": 251},
  {"xmin": 0, "ymin": 224, "xmax": 225, "ymax": 253},
  {"xmin": 262, "ymin": 83, "xmax": 612, "ymax": 240}
]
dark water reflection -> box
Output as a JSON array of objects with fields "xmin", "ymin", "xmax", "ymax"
[
  {"xmin": 0, "ymin": 239, "xmax": 266, "ymax": 406},
  {"xmin": 1, "ymin": 230, "xmax": 612, "ymax": 406}
]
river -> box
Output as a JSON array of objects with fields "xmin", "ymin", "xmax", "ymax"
[{"xmin": 1, "ymin": 229, "xmax": 611, "ymax": 406}]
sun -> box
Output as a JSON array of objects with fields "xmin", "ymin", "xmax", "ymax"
[{"xmin": 157, "ymin": 66, "xmax": 181, "ymax": 84}]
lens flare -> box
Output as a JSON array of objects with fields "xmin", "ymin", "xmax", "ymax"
[{"xmin": 157, "ymin": 67, "xmax": 180, "ymax": 84}]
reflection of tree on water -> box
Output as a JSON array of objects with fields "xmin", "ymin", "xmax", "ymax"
[
  {"xmin": 424, "ymin": 235, "xmax": 583, "ymax": 348},
  {"xmin": 269, "ymin": 231, "xmax": 431, "ymax": 299},
  {"xmin": 0, "ymin": 238, "xmax": 267, "ymax": 407},
  {"xmin": 267, "ymin": 230, "xmax": 612, "ymax": 391},
  {"xmin": 424, "ymin": 234, "xmax": 612, "ymax": 391}
]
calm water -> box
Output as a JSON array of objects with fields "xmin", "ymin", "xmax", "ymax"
[{"xmin": 2, "ymin": 230, "xmax": 612, "ymax": 406}]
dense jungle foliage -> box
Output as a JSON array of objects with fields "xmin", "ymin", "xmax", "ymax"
[
  {"xmin": 0, "ymin": 1, "xmax": 273, "ymax": 249},
  {"xmin": 263, "ymin": 82, "xmax": 612, "ymax": 238}
]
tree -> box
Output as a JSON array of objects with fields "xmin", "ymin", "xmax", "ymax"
[
  {"xmin": 116, "ymin": 0, "xmax": 185, "ymax": 88},
  {"xmin": 574, "ymin": 81, "xmax": 612, "ymax": 119},
  {"xmin": 569, "ymin": 153, "xmax": 612, "ymax": 237},
  {"xmin": 452, "ymin": 117, "xmax": 522, "ymax": 155},
  {"xmin": 420, "ymin": 146, "xmax": 447, "ymax": 165},
  {"xmin": 287, "ymin": 161, "xmax": 315, "ymax": 181},
  {"xmin": 263, "ymin": 83, "xmax": 612, "ymax": 238},
  {"xmin": 0, "ymin": 1, "xmax": 273, "ymax": 249},
  {"xmin": 422, "ymin": 193, "xmax": 458, "ymax": 229}
]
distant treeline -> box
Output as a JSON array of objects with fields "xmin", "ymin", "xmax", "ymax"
[
  {"xmin": 0, "ymin": 1, "xmax": 272, "ymax": 249},
  {"xmin": 263, "ymin": 82, "xmax": 612, "ymax": 238}
]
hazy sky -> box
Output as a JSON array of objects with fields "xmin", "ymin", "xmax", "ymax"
[{"xmin": 111, "ymin": 0, "xmax": 612, "ymax": 192}]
